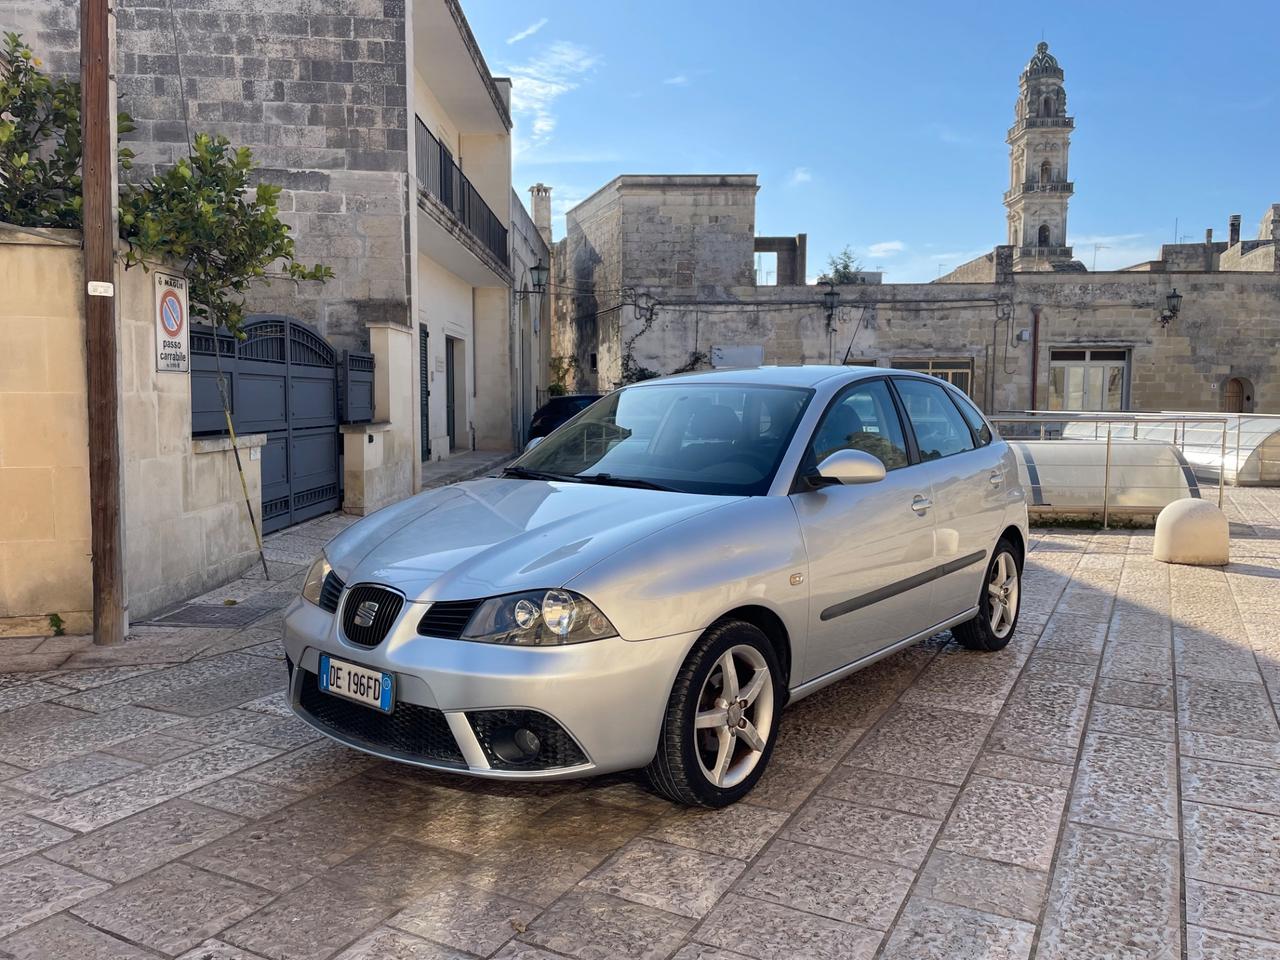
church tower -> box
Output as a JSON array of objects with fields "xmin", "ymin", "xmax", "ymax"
[{"xmin": 1005, "ymin": 42, "xmax": 1082, "ymax": 271}]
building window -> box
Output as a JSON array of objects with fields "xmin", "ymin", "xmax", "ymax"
[
  {"xmin": 1048, "ymin": 348, "xmax": 1128, "ymax": 411},
  {"xmin": 1037, "ymin": 224, "xmax": 1051, "ymax": 246},
  {"xmin": 890, "ymin": 358, "xmax": 974, "ymax": 396},
  {"xmin": 754, "ymin": 251, "xmax": 777, "ymax": 286},
  {"xmin": 1039, "ymin": 160, "xmax": 1051, "ymax": 183}
]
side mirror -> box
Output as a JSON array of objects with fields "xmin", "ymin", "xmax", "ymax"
[
  {"xmin": 815, "ymin": 448, "xmax": 886, "ymax": 485},
  {"xmin": 524, "ymin": 436, "xmax": 545, "ymax": 451}
]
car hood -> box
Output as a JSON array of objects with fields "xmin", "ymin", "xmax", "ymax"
[{"xmin": 325, "ymin": 477, "xmax": 740, "ymax": 601}]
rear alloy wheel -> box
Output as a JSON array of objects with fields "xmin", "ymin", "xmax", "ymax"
[
  {"xmin": 953, "ymin": 538, "xmax": 1021, "ymax": 652},
  {"xmin": 644, "ymin": 621, "xmax": 781, "ymax": 806}
]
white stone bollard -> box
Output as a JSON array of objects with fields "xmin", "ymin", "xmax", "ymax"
[{"xmin": 1153, "ymin": 498, "xmax": 1230, "ymax": 566}]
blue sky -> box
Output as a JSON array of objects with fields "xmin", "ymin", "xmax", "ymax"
[{"xmin": 463, "ymin": 1, "xmax": 1279, "ymax": 282}]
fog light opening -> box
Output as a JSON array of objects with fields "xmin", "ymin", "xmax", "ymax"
[{"xmin": 489, "ymin": 725, "xmax": 542, "ymax": 765}]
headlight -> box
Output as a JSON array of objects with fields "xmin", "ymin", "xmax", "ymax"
[
  {"xmin": 459, "ymin": 589, "xmax": 617, "ymax": 646},
  {"xmin": 300, "ymin": 554, "xmax": 333, "ymax": 606}
]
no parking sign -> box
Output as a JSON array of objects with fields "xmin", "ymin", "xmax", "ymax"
[{"xmin": 155, "ymin": 272, "xmax": 189, "ymax": 372}]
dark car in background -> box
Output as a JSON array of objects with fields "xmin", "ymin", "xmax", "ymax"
[{"xmin": 527, "ymin": 394, "xmax": 602, "ymax": 445}]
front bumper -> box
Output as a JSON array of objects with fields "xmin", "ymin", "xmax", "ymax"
[{"xmin": 282, "ymin": 596, "xmax": 697, "ymax": 780}]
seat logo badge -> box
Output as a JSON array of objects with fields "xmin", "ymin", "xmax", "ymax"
[
  {"xmin": 353, "ymin": 600, "xmax": 379, "ymax": 627},
  {"xmin": 790, "ymin": 573, "xmax": 805, "ymax": 586}
]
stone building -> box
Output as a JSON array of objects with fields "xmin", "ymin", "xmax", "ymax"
[
  {"xmin": 2, "ymin": 0, "xmax": 540, "ymax": 512},
  {"xmin": 551, "ymin": 43, "xmax": 1280, "ymax": 416}
]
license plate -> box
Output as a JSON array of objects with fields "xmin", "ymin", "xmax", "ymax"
[{"xmin": 318, "ymin": 654, "xmax": 393, "ymax": 713}]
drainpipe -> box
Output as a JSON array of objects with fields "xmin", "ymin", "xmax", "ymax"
[{"xmin": 1029, "ymin": 305, "xmax": 1042, "ymax": 410}]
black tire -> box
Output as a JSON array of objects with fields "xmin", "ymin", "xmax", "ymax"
[
  {"xmin": 953, "ymin": 537, "xmax": 1022, "ymax": 652},
  {"xmin": 643, "ymin": 620, "xmax": 783, "ymax": 807}
]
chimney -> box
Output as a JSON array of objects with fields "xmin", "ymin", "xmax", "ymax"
[
  {"xmin": 1204, "ymin": 228, "xmax": 1213, "ymax": 244},
  {"xmin": 1229, "ymin": 214, "xmax": 1241, "ymax": 246},
  {"xmin": 529, "ymin": 183, "xmax": 552, "ymax": 247}
]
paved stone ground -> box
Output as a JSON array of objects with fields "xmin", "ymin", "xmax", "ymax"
[{"xmin": 1, "ymin": 489, "xmax": 1279, "ymax": 959}]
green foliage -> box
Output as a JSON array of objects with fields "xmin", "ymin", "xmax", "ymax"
[
  {"xmin": 548, "ymin": 355, "xmax": 577, "ymax": 395},
  {"xmin": 120, "ymin": 133, "xmax": 333, "ymax": 336},
  {"xmin": 819, "ymin": 245, "xmax": 863, "ymax": 284},
  {"xmin": 0, "ymin": 32, "xmax": 132, "ymax": 228},
  {"xmin": 46, "ymin": 612, "xmax": 65, "ymax": 636}
]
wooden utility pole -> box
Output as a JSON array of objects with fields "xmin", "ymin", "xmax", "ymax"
[{"xmin": 82, "ymin": 0, "xmax": 126, "ymax": 645}]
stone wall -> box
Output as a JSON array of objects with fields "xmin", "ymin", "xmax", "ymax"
[
  {"xmin": 552, "ymin": 182, "xmax": 623, "ymax": 392},
  {"xmin": 0, "ymin": 233, "xmax": 265, "ymax": 633},
  {"xmin": 0, "ymin": 0, "xmax": 412, "ymax": 355}
]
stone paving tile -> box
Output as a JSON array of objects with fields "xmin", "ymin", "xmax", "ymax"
[
  {"xmin": 1181, "ymin": 756, "xmax": 1280, "ymax": 816},
  {"xmin": 843, "ymin": 703, "xmax": 993, "ymax": 785},
  {"xmin": 1020, "ymin": 655, "xmax": 1097, "ymax": 687},
  {"xmin": 142, "ymin": 667, "xmax": 289, "ymax": 718},
  {"xmin": 0, "ymin": 815, "xmax": 73, "ymax": 867},
  {"xmin": 697, "ymin": 893, "xmax": 882, "ymax": 960},
  {"xmin": 44, "ymin": 798, "xmax": 245, "ymax": 883},
  {"xmin": 1037, "ymin": 823, "xmax": 1181, "ymax": 960},
  {"xmin": 1100, "ymin": 640, "xmax": 1174, "ymax": 683},
  {"xmin": 740, "ymin": 760, "xmax": 825, "ymax": 812},
  {"xmin": 0, "ymin": 701, "xmax": 87, "ymax": 739},
  {"xmin": 0, "ymin": 680, "xmax": 75, "ymax": 714},
  {"xmin": 183, "ymin": 774, "xmax": 306, "ymax": 816},
  {"xmin": 520, "ymin": 794, "xmax": 663, "ymax": 857},
  {"xmin": 970, "ymin": 751, "xmax": 1075, "ymax": 789},
  {"xmin": 1096, "ymin": 677, "xmax": 1175, "ymax": 711},
  {"xmin": 1089, "ymin": 699, "xmax": 1176, "ymax": 741},
  {"xmin": 782, "ymin": 796, "xmax": 939, "ymax": 869},
  {"xmin": 1181, "ymin": 729, "xmax": 1280, "ymax": 769},
  {"xmin": 161, "ymin": 708, "xmax": 279, "ymax": 745},
  {"xmin": 236, "ymin": 738, "xmax": 375, "ymax": 791},
  {"xmin": 0, "ymin": 785, "xmax": 37, "ymax": 822},
  {"xmin": 819, "ymin": 766, "xmax": 958, "ymax": 819},
  {"xmin": 1033, "ymin": 612, "xmax": 1109, "ymax": 664},
  {"xmin": 34, "ymin": 739, "xmax": 280, "ymax": 831},
  {"xmin": 0, "ymin": 704, "xmax": 181, "ymax": 769},
  {"xmin": 71, "ymin": 861, "xmax": 273, "ymax": 955},
  {"xmin": 880, "ymin": 897, "xmax": 1035, "ymax": 960},
  {"xmin": 985, "ymin": 678, "xmax": 1091, "ymax": 766},
  {"xmin": 1186, "ymin": 879, "xmax": 1280, "ymax": 943},
  {"xmin": 895, "ymin": 644, "xmax": 1026, "ymax": 715},
  {"xmin": 770, "ymin": 718, "xmax": 864, "ymax": 768},
  {"xmin": 37, "ymin": 664, "xmax": 160, "ymax": 691},
  {"xmin": 334, "ymin": 926, "xmax": 473, "ymax": 960},
  {"xmin": 740, "ymin": 839, "xmax": 915, "ymax": 929},
  {"xmin": 52, "ymin": 652, "xmax": 263, "ymax": 712},
  {"xmin": 666, "ymin": 947, "xmax": 755, "ymax": 960},
  {"xmin": 101, "ymin": 730, "xmax": 202, "ymax": 764},
  {"xmin": 386, "ymin": 881, "xmax": 539, "ymax": 956},
  {"xmin": 646, "ymin": 800, "xmax": 788, "ymax": 860},
  {"xmin": 1074, "ymin": 729, "xmax": 1179, "ymax": 842},
  {"xmin": 1179, "ymin": 676, "xmax": 1280, "ymax": 742},
  {"xmin": 1186, "ymin": 926, "xmax": 1280, "ymax": 960},
  {"xmin": 326, "ymin": 836, "xmax": 469, "ymax": 908},
  {"xmin": 1176, "ymin": 632, "xmax": 1264, "ymax": 684},
  {"xmin": 223, "ymin": 876, "xmax": 395, "ymax": 960},
  {"xmin": 2, "ymin": 751, "xmax": 143, "ymax": 800},
  {"xmin": 937, "ymin": 775, "xmax": 1067, "ymax": 871},
  {"xmin": 1184, "ymin": 801, "xmax": 1280, "ymax": 895},
  {"xmin": 462, "ymin": 836, "xmax": 608, "ymax": 908},
  {"xmin": 581, "ymin": 837, "xmax": 744, "ymax": 919},
  {"xmin": 0, "ymin": 913, "xmax": 156, "ymax": 959},
  {"xmin": 0, "ymin": 856, "xmax": 111, "ymax": 937},
  {"xmin": 913, "ymin": 849, "xmax": 1048, "ymax": 924}
]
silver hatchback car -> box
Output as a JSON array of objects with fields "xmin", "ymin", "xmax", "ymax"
[{"xmin": 283, "ymin": 366, "xmax": 1028, "ymax": 806}]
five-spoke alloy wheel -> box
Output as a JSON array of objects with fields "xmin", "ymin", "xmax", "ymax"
[
  {"xmin": 954, "ymin": 536, "xmax": 1022, "ymax": 652},
  {"xmin": 645, "ymin": 620, "xmax": 782, "ymax": 806}
]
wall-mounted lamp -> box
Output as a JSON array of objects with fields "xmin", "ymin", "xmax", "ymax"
[
  {"xmin": 821, "ymin": 280, "xmax": 840, "ymax": 329},
  {"xmin": 516, "ymin": 258, "xmax": 549, "ymax": 301},
  {"xmin": 1158, "ymin": 287, "xmax": 1183, "ymax": 328}
]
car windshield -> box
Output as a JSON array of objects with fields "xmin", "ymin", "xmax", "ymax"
[{"xmin": 511, "ymin": 382, "xmax": 812, "ymax": 496}]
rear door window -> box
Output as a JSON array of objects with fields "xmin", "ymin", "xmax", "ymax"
[{"xmin": 893, "ymin": 378, "xmax": 977, "ymax": 461}]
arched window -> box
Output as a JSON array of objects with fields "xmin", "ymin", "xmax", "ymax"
[
  {"xmin": 1038, "ymin": 224, "xmax": 1051, "ymax": 247},
  {"xmin": 1040, "ymin": 160, "xmax": 1052, "ymax": 183},
  {"xmin": 1042, "ymin": 95, "xmax": 1054, "ymax": 117}
]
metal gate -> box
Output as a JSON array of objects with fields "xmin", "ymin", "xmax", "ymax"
[{"xmin": 191, "ymin": 316, "xmax": 345, "ymax": 534}]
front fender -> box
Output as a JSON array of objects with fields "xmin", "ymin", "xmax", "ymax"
[{"xmin": 565, "ymin": 497, "xmax": 809, "ymax": 648}]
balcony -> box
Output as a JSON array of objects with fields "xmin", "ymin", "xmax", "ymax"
[
  {"xmin": 1004, "ymin": 179, "xmax": 1075, "ymax": 202},
  {"xmin": 1008, "ymin": 116, "xmax": 1074, "ymax": 137},
  {"xmin": 415, "ymin": 117, "xmax": 508, "ymax": 269}
]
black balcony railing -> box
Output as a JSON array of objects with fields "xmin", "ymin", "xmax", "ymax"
[{"xmin": 415, "ymin": 116, "xmax": 508, "ymax": 268}]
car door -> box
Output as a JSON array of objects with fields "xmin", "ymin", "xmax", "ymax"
[
  {"xmin": 790, "ymin": 377, "xmax": 938, "ymax": 682},
  {"xmin": 891, "ymin": 376, "xmax": 1003, "ymax": 623}
]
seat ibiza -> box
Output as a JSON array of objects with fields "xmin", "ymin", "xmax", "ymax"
[{"xmin": 283, "ymin": 366, "xmax": 1028, "ymax": 806}]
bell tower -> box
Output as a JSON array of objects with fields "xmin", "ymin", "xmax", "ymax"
[{"xmin": 1005, "ymin": 42, "xmax": 1079, "ymax": 271}]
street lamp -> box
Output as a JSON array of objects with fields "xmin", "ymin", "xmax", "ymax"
[
  {"xmin": 531, "ymin": 258, "xmax": 549, "ymax": 293},
  {"xmin": 821, "ymin": 280, "xmax": 840, "ymax": 328},
  {"xmin": 1158, "ymin": 287, "xmax": 1183, "ymax": 328}
]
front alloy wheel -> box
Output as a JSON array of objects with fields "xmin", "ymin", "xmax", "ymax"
[
  {"xmin": 644, "ymin": 620, "xmax": 781, "ymax": 806},
  {"xmin": 953, "ymin": 537, "xmax": 1022, "ymax": 652}
]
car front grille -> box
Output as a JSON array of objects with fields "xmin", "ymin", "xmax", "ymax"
[
  {"xmin": 468, "ymin": 708, "xmax": 588, "ymax": 770},
  {"xmin": 417, "ymin": 599, "xmax": 483, "ymax": 639},
  {"xmin": 318, "ymin": 571, "xmax": 344, "ymax": 613},
  {"xmin": 340, "ymin": 584, "xmax": 404, "ymax": 648},
  {"xmin": 296, "ymin": 669, "xmax": 465, "ymax": 766}
]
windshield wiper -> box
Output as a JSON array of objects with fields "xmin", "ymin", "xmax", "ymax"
[
  {"xmin": 577, "ymin": 473, "xmax": 679, "ymax": 492},
  {"xmin": 501, "ymin": 466, "xmax": 579, "ymax": 483}
]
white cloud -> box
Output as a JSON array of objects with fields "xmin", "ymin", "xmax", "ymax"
[
  {"xmin": 787, "ymin": 166, "xmax": 812, "ymax": 186},
  {"xmin": 663, "ymin": 74, "xmax": 689, "ymax": 86},
  {"xmin": 506, "ymin": 18, "xmax": 548, "ymax": 45},
  {"xmin": 868, "ymin": 240, "xmax": 906, "ymax": 258},
  {"xmin": 503, "ymin": 41, "xmax": 601, "ymax": 152}
]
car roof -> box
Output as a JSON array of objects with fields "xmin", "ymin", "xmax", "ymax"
[{"xmin": 629, "ymin": 364, "xmax": 884, "ymax": 389}]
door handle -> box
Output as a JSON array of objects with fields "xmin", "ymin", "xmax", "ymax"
[
  {"xmin": 911, "ymin": 495, "xmax": 932, "ymax": 514},
  {"xmin": 989, "ymin": 470, "xmax": 1003, "ymax": 486}
]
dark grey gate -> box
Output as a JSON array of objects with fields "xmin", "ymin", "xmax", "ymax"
[{"xmin": 191, "ymin": 316, "xmax": 344, "ymax": 534}]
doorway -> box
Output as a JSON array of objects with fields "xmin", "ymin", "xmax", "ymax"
[
  {"xmin": 419, "ymin": 325, "xmax": 430, "ymax": 462},
  {"xmin": 446, "ymin": 335, "xmax": 465, "ymax": 451},
  {"xmin": 1224, "ymin": 377, "xmax": 1254, "ymax": 413}
]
